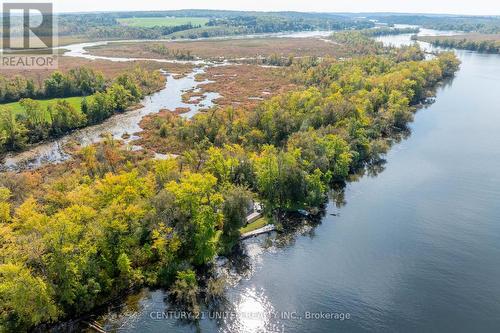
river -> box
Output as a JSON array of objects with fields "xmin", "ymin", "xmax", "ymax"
[
  {"xmin": 1, "ymin": 30, "xmax": 335, "ymax": 171},
  {"xmin": 0, "ymin": 67, "xmax": 221, "ymax": 171},
  {"xmin": 64, "ymin": 28, "xmax": 500, "ymax": 333}
]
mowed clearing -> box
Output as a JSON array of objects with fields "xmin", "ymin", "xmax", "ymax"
[
  {"xmin": 117, "ymin": 17, "xmax": 209, "ymax": 28},
  {"xmin": 0, "ymin": 97, "xmax": 83, "ymax": 116}
]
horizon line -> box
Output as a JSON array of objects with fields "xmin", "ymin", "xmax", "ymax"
[{"xmin": 1, "ymin": 9, "xmax": 499, "ymax": 17}]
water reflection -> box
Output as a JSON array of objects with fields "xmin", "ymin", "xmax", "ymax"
[
  {"xmin": 72, "ymin": 135, "xmax": 394, "ymax": 332},
  {"xmin": 227, "ymin": 288, "xmax": 275, "ymax": 333},
  {"xmin": 53, "ymin": 26, "xmax": 500, "ymax": 333}
]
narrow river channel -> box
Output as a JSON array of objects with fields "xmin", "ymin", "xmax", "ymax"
[
  {"xmin": 0, "ymin": 67, "xmax": 220, "ymax": 171},
  {"xmin": 67, "ymin": 29, "xmax": 500, "ymax": 333},
  {"xmin": 1, "ymin": 30, "xmax": 334, "ymax": 171}
]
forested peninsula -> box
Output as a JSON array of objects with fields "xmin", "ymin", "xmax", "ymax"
[
  {"xmin": 419, "ymin": 35, "xmax": 500, "ymax": 53},
  {"xmin": 0, "ymin": 32, "xmax": 459, "ymax": 331}
]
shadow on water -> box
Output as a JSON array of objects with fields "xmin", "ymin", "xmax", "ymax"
[{"xmin": 45, "ymin": 113, "xmax": 434, "ymax": 332}]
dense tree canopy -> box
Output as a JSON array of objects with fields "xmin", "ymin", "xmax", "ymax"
[
  {"xmin": 427, "ymin": 38, "xmax": 500, "ymax": 54},
  {"xmin": 0, "ymin": 32, "xmax": 460, "ymax": 331},
  {"xmin": 0, "ymin": 68, "xmax": 164, "ymax": 154},
  {"xmin": 0, "ymin": 68, "xmax": 105, "ymax": 104},
  {"xmin": 57, "ymin": 10, "xmax": 375, "ymax": 40},
  {"xmin": 366, "ymin": 14, "xmax": 500, "ymax": 34}
]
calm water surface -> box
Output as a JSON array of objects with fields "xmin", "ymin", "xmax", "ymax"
[{"xmin": 77, "ymin": 31, "xmax": 500, "ymax": 333}]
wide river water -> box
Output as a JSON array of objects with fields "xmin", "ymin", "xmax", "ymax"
[{"xmin": 38, "ymin": 30, "xmax": 500, "ymax": 332}]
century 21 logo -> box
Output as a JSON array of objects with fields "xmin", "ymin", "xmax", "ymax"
[{"xmin": 2, "ymin": 2, "xmax": 54, "ymax": 51}]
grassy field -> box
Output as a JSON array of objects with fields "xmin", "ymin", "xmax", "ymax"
[
  {"xmin": 0, "ymin": 97, "xmax": 83, "ymax": 116},
  {"xmin": 117, "ymin": 17, "xmax": 209, "ymax": 28},
  {"xmin": 240, "ymin": 217, "xmax": 271, "ymax": 234}
]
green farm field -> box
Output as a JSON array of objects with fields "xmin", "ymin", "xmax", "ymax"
[{"xmin": 117, "ymin": 17, "xmax": 209, "ymax": 28}]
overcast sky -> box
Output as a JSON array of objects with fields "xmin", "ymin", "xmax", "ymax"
[{"xmin": 7, "ymin": 0, "xmax": 500, "ymax": 16}]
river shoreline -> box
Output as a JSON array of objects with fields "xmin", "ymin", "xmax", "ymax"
[
  {"xmin": 0, "ymin": 83, "xmax": 165, "ymax": 168},
  {"xmin": 0, "ymin": 65, "xmax": 222, "ymax": 171},
  {"xmin": 0, "ymin": 30, "xmax": 347, "ymax": 171},
  {"xmin": 38, "ymin": 77, "xmax": 448, "ymax": 331},
  {"xmin": 78, "ymin": 28, "xmax": 481, "ymax": 333},
  {"xmin": 6, "ymin": 26, "xmax": 492, "ymax": 331}
]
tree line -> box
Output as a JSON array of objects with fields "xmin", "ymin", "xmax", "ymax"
[
  {"xmin": 366, "ymin": 14, "xmax": 500, "ymax": 34},
  {"xmin": 329, "ymin": 31, "xmax": 424, "ymax": 60},
  {"xmin": 427, "ymin": 38, "xmax": 500, "ymax": 53},
  {"xmin": 359, "ymin": 27, "xmax": 420, "ymax": 37},
  {"xmin": 0, "ymin": 68, "xmax": 105, "ymax": 104},
  {"xmin": 0, "ymin": 68, "xmax": 164, "ymax": 154},
  {"xmin": 0, "ymin": 33, "xmax": 460, "ymax": 330},
  {"xmin": 56, "ymin": 10, "xmax": 375, "ymax": 40},
  {"xmin": 206, "ymin": 15, "xmax": 374, "ymax": 34}
]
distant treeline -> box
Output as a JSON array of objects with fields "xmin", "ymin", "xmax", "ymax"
[
  {"xmin": 73, "ymin": 9, "xmax": 374, "ymax": 21},
  {"xmin": 0, "ymin": 68, "xmax": 164, "ymax": 153},
  {"xmin": 359, "ymin": 27, "xmax": 420, "ymax": 37},
  {"xmin": 206, "ymin": 15, "xmax": 374, "ymax": 34},
  {"xmin": 329, "ymin": 31, "xmax": 426, "ymax": 61},
  {"xmin": 366, "ymin": 14, "xmax": 500, "ymax": 34},
  {"xmin": 84, "ymin": 24, "xmax": 202, "ymax": 40},
  {"xmin": 426, "ymin": 38, "xmax": 500, "ymax": 53},
  {"xmin": 57, "ymin": 10, "xmax": 375, "ymax": 40}
]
